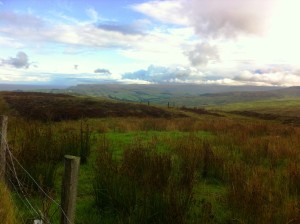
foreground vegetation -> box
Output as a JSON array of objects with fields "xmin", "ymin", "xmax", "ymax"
[
  {"xmin": 0, "ymin": 182, "xmax": 17, "ymax": 224},
  {"xmin": 0, "ymin": 92, "xmax": 299, "ymax": 223}
]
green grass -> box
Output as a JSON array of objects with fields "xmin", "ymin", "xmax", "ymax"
[
  {"xmin": 84, "ymin": 130, "xmax": 215, "ymax": 223},
  {"xmin": 2, "ymin": 90, "xmax": 300, "ymax": 224},
  {"xmin": 6, "ymin": 113, "xmax": 300, "ymax": 224},
  {"xmin": 46, "ymin": 130, "xmax": 212, "ymax": 224},
  {"xmin": 103, "ymin": 130, "xmax": 212, "ymax": 157},
  {"xmin": 192, "ymin": 181, "xmax": 229, "ymax": 223}
]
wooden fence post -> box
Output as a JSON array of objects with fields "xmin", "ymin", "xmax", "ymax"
[
  {"xmin": 61, "ymin": 155, "xmax": 80, "ymax": 224},
  {"xmin": 0, "ymin": 115, "xmax": 8, "ymax": 182}
]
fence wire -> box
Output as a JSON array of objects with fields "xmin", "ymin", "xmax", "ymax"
[{"xmin": 2, "ymin": 135, "xmax": 72, "ymax": 224}]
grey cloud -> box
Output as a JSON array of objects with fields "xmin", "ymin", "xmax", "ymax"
[
  {"xmin": 123, "ymin": 65, "xmax": 199, "ymax": 83},
  {"xmin": 186, "ymin": 43, "xmax": 219, "ymax": 66},
  {"xmin": 233, "ymin": 69, "xmax": 300, "ymax": 86},
  {"xmin": 94, "ymin": 68, "xmax": 111, "ymax": 74},
  {"xmin": 0, "ymin": 11, "xmax": 144, "ymax": 50},
  {"xmin": 1, "ymin": 52, "xmax": 30, "ymax": 68},
  {"xmin": 133, "ymin": 0, "xmax": 275, "ymax": 38},
  {"xmin": 97, "ymin": 23, "xmax": 144, "ymax": 35},
  {"xmin": 183, "ymin": 0, "xmax": 274, "ymax": 38},
  {"xmin": 74, "ymin": 65, "xmax": 78, "ymax": 70},
  {"xmin": 0, "ymin": 11, "xmax": 44, "ymax": 28}
]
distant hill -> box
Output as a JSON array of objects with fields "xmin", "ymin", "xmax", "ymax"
[
  {"xmin": 62, "ymin": 84, "xmax": 300, "ymax": 107},
  {"xmin": 209, "ymin": 96, "xmax": 300, "ymax": 126},
  {"xmin": 3, "ymin": 83, "xmax": 299, "ymax": 107},
  {"xmin": 0, "ymin": 84, "xmax": 68, "ymax": 91},
  {"xmin": 0, "ymin": 91, "xmax": 185, "ymax": 121},
  {"xmin": 62, "ymin": 84, "xmax": 284, "ymax": 106}
]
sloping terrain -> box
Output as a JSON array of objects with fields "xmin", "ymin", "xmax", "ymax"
[
  {"xmin": 210, "ymin": 97, "xmax": 300, "ymax": 125},
  {"xmin": 61, "ymin": 84, "xmax": 299, "ymax": 107},
  {"xmin": 0, "ymin": 92, "xmax": 185, "ymax": 121},
  {"xmin": 56, "ymin": 84, "xmax": 281, "ymax": 106},
  {"xmin": 4, "ymin": 84, "xmax": 300, "ymax": 107}
]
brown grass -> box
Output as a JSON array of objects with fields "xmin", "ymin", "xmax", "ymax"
[{"xmin": 1, "ymin": 91, "xmax": 185, "ymax": 121}]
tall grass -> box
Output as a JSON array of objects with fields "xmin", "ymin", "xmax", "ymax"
[
  {"xmin": 94, "ymin": 135, "xmax": 195, "ymax": 224},
  {"xmin": 7, "ymin": 118, "xmax": 92, "ymax": 193},
  {"xmin": 3, "ymin": 112, "xmax": 300, "ymax": 223},
  {"xmin": 58, "ymin": 121, "xmax": 92, "ymax": 164}
]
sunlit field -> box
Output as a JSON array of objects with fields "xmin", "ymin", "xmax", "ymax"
[{"xmin": 0, "ymin": 92, "xmax": 299, "ymax": 224}]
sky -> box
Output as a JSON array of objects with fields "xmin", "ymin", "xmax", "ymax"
[{"xmin": 1, "ymin": 0, "xmax": 300, "ymax": 86}]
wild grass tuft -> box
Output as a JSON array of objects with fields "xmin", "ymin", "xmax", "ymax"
[{"xmin": 94, "ymin": 135, "xmax": 194, "ymax": 224}]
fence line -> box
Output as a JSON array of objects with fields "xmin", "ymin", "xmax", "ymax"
[
  {"xmin": 6, "ymin": 149, "xmax": 40, "ymax": 217},
  {"xmin": 1, "ymin": 133, "xmax": 72, "ymax": 224},
  {"xmin": 5, "ymin": 165, "xmax": 38, "ymax": 218}
]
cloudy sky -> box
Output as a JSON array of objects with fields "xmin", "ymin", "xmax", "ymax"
[{"xmin": 1, "ymin": 0, "xmax": 300, "ymax": 86}]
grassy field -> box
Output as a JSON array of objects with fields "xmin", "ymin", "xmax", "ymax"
[
  {"xmin": 0, "ymin": 92, "xmax": 299, "ymax": 224},
  {"xmin": 210, "ymin": 97, "xmax": 300, "ymax": 117},
  {"xmin": 208, "ymin": 97, "xmax": 300, "ymax": 126}
]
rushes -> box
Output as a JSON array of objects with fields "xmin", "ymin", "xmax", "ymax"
[
  {"xmin": 4, "ymin": 113, "xmax": 300, "ymax": 223},
  {"xmin": 8, "ymin": 119, "xmax": 92, "ymax": 193},
  {"xmin": 59, "ymin": 121, "xmax": 92, "ymax": 163},
  {"xmin": 94, "ymin": 135, "xmax": 194, "ymax": 224}
]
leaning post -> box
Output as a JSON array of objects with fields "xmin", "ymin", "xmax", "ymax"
[{"xmin": 61, "ymin": 155, "xmax": 80, "ymax": 224}]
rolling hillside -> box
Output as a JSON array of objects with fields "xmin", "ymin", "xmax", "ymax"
[
  {"xmin": 62, "ymin": 84, "xmax": 299, "ymax": 107},
  {"xmin": 0, "ymin": 92, "xmax": 185, "ymax": 121},
  {"xmin": 210, "ymin": 97, "xmax": 300, "ymax": 125},
  {"xmin": 3, "ymin": 84, "xmax": 299, "ymax": 107}
]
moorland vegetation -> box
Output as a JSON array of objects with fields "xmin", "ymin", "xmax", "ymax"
[{"xmin": 0, "ymin": 91, "xmax": 299, "ymax": 224}]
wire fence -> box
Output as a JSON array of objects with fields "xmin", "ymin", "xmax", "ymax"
[{"xmin": 2, "ymin": 134, "xmax": 72, "ymax": 224}]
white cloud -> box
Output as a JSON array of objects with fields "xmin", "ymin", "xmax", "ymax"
[
  {"xmin": 133, "ymin": 0, "xmax": 275, "ymax": 38},
  {"xmin": 0, "ymin": 36, "xmax": 24, "ymax": 48},
  {"xmin": 234, "ymin": 69, "xmax": 300, "ymax": 86},
  {"xmin": 182, "ymin": 0, "xmax": 275, "ymax": 38},
  {"xmin": 132, "ymin": 0, "xmax": 188, "ymax": 25},
  {"xmin": 0, "ymin": 67, "xmax": 50, "ymax": 83},
  {"xmin": 186, "ymin": 42, "xmax": 219, "ymax": 66},
  {"xmin": 122, "ymin": 65, "xmax": 204, "ymax": 83},
  {"xmin": 1, "ymin": 1, "xmax": 299, "ymax": 87},
  {"xmin": 0, "ymin": 11, "xmax": 45, "ymax": 28},
  {"xmin": 0, "ymin": 11, "xmax": 144, "ymax": 49},
  {"xmin": 131, "ymin": 0, "xmax": 278, "ymax": 69}
]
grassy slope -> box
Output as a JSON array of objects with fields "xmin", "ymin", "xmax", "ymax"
[
  {"xmin": 7, "ymin": 84, "xmax": 300, "ymax": 107},
  {"xmin": 0, "ymin": 91, "xmax": 185, "ymax": 121},
  {"xmin": 52, "ymin": 84, "xmax": 285, "ymax": 107},
  {"xmin": 209, "ymin": 97, "xmax": 300, "ymax": 117},
  {"xmin": 2, "ymin": 92, "xmax": 300, "ymax": 223}
]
